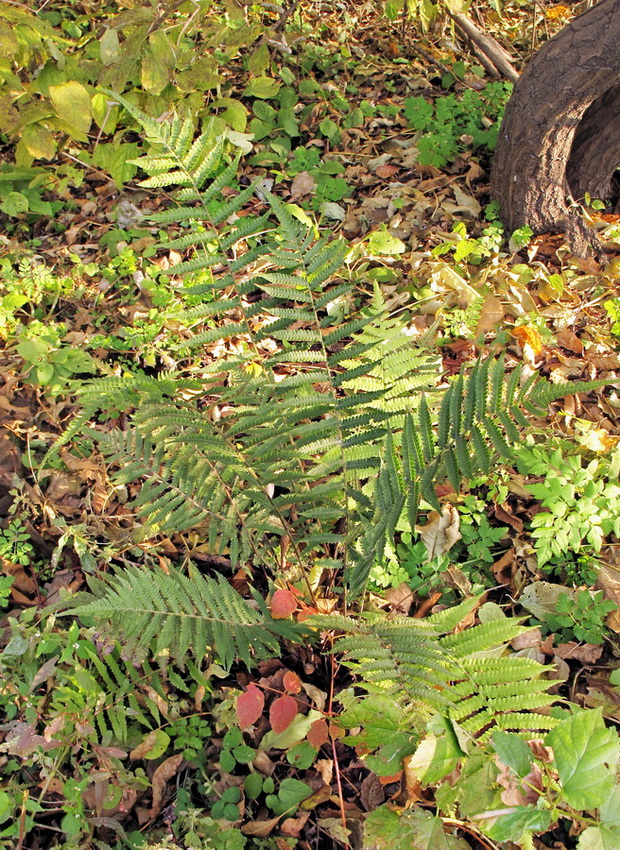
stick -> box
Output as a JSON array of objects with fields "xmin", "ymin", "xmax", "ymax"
[{"xmin": 450, "ymin": 11, "xmax": 520, "ymax": 82}]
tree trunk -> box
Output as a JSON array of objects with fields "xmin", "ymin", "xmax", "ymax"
[{"xmin": 490, "ymin": 0, "xmax": 620, "ymax": 256}]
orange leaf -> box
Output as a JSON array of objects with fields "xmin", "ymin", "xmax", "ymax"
[
  {"xmin": 282, "ymin": 671, "xmax": 302, "ymax": 693},
  {"xmin": 307, "ymin": 718, "xmax": 329, "ymax": 748},
  {"xmin": 270, "ymin": 588, "xmax": 298, "ymax": 619},
  {"xmin": 236, "ymin": 684, "xmax": 265, "ymax": 729},
  {"xmin": 269, "ymin": 694, "xmax": 298, "ymax": 733},
  {"xmin": 511, "ymin": 325, "xmax": 543, "ymax": 355}
]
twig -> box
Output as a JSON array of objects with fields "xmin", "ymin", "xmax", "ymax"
[
  {"xmin": 450, "ymin": 11, "xmax": 520, "ymax": 82},
  {"xmin": 273, "ymin": 0, "xmax": 302, "ymax": 33}
]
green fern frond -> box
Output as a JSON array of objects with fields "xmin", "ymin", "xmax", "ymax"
[{"xmin": 64, "ymin": 565, "xmax": 302, "ymax": 670}]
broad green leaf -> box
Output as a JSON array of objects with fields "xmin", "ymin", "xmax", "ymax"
[
  {"xmin": 265, "ymin": 778, "xmax": 312, "ymax": 816},
  {"xmin": 100, "ymin": 28, "xmax": 120, "ymax": 66},
  {"xmin": 577, "ymin": 826, "xmax": 620, "ymax": 850},
  {"xmin": 601, "ymin": 786, "xmax": 620, "ymax": 829},
  {"xmin": 364, "ymin": 807, "xmax": 467, "ymax": 850},
  {"xmin": 92, "ymin": 142, "xmax": 140, "ymax": 187},
  {"xmin": 366, "ymin": 226, "xmax": 406, "ymax": 255},
  {"xmin": 49, "ymin": 81, "xmax": 93, "ymax": 140},
  {"xmin": 0, "ymin": 191, "xmax": 29, "ymax": 216},
  {"xmin": 243, "ymin": 76, "xmax": 281, "ymax": 99},
  {"xmin": 547, "ymin": 709, "xmax": 620, "ymax": 811},
  {"xmin": 247, "ymin": 42, "xmax": 270, "ymax": 75},
  {"xmin": 492, "ymin": 731, "xmax": 534, "ymax": 778},
  {"xmin": 212, "ymin": 98, "xmax": 247, "ymax": 132},
  {"xmin": 141, "ymin": 47, "xmax": 169, "ymax": 95},
  {"xmin": 406, "ymin": 732, "xmax": 463, "ymax": 786},
  {"xmin": 21, "ymin": 124, "xmax": 56, "ymax": 160},
  {"xmin": 260, "ymin": 709, "xmax": 322, "ymax": 750},
  {"xmin": 483, "ymin": 807, "xmax": 552, "ymax": 843}
]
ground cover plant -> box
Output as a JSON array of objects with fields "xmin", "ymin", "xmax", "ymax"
[{"xmin": 2, "ymin": 1, "xmax": 620, "ymax": 849}]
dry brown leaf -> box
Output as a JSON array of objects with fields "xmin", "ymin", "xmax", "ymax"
[
  {"xmin": 360, "ymin": 773, "xmax": 385, "ymax": 811},
  {"xmin": 149, "ymin": 753, "xmax": 183, "ymax": 817},
  {"xmin": 512, "ymin": 325, "xmax": 543, "ymax": 356},
  {"xmin": 385, "ymin": 582, "xmax": 415, "ymax": 615},
  {"xmin": 416, "ymin": 505, "xmax": 461, "ymax": 560},
  {"xmin": 475, "ymin": 294, "xmax": 505, "ymax": 334},
  {"xmin": 554, "ymin": 642, "xmax": 604, "ymax": 664},
  {"xmin": 289, "ymin": 170, "xmax": 316, "ymax": 201},
  {"xmin": 129, "ymin": 731, "xmax": 158, "ymax": 760},
  {"xmin": 596, "ymin": 563, "xmax": 620, "ymax": 633},
  {"xmin": 241, "ymin": 816, "xmax": 280, "ymax": 837}
]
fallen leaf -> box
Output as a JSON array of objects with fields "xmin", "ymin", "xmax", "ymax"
[
  {"xmin": 596, "ymin": 563, "xmax": 620, "ymax": 633},
  {"xmin": 237, "ymin": 684, "xmax": 265, "ymax": 728},
  {"xmin": 289, "ymin": 170, "xmax": 316, "ymax": 201},
  {"xmin": 416, "ymin": 505, "xmax": 461, "ymax": 560},
  {"xmin": 241, "ymin": 816, "xmax": 280, "ymax": 837},
  {"xmin": 511, "ymin": 325, "xmax": 543, "ymax": 356},
  {"xmin": 360, "ymin": 773, "xmax": 385, "ymax": 811},
  {"xmin": 554, "ymin": 642, "xmax": 604, "ymax": 664},
  {"xmin": 150, "ymin": 753, "xmax": 183, "ymax": 817}
]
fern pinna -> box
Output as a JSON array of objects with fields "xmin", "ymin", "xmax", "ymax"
[{"xmin": 56, "ymin": 94, "xmax": 604, "ymax": 602}]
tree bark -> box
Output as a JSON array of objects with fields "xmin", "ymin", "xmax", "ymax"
[{"xmin": 490, "ymin": 0, "xmax": 620, "ymax": 256}]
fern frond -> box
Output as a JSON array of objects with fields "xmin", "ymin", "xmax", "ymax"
[{"xmin": 64, "ymin": 565, "xmax": 302, "ymax": 670}]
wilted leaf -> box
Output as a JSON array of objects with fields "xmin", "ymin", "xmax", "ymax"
[
  {"xmin": 416, "ymin": 505, "xmax": 461, "ymax": 560},
  {"xmin": 269, "ymin": 694, "xmax": 298, "ymax": 734},
  {"xmin": 512, "ymin": 324, "xmax": 543, "ymax": 355},
  {"xmin": 236, "ymin": 684, "xmax": 265, "ymax": 728},
  {"xmin": 130, "ymin": 729, "xmax": 170, "ymax": 760},
  {"xmin": 270, "ymin": 588, "xmax": 298, "ymax": 618},
  {"xmin": 149, "ymin": 753, "xmax": 183, "ymax": 817},
  {"xmin": 289, "ymin": 170, "xmax": 316, "ymax": 201}
]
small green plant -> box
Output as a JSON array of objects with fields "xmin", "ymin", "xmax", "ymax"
[
  {"xmin": 544, "ymin": 589, "xmax": 616, "ymax": 644},
  {"xmin": 370, "ymin": 533, "xmax": 449, "ymax": 594},
  {"xmin": 517, "ymin": 444, "xmax": 620, "ymax": 567},
  {"xmin": 0, "ymin": 519, "xmax": 34, "ymax": 565},
  {"xmin": 219, "ymin": 727, "xmax": 256, "ymax": 773},
  {"xmin": 404, "ymin": 81, "xmax": 512, "ymax": 168}
]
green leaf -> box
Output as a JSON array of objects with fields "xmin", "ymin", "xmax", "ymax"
[
  {"xmin": 547, "ymin": 709, "xmax": 620, "ymax": 810},
  {"xmin": 243, "ymin": 76, "xmax": 281, "ymax": 99},
  {"xmin": 21, "ymin": 124, "xmax": 56, "ymax": 160},
  {"xmin": 483, "ymin": 807, "xmax": 552, "ymax": 843},
  {"xmin": 211, "ymin": 98, "xmax": 247, "ymax": 132},
  {"xmin": 0, "ymin": 191, "xmax": 29, "ymax": 216},
  {"xmin": 600, "ymin": 786, "xmax": 620, "ymax": 829},
  {"xmin": 492, "ymin": 731, "xmax": 534, "ymax": 778},
  {"xmin": 49, "ymin": 81, "xmax": 93, "ymax": 140},
  {"xmin": 366, "ymin": 226, "xmax": 406, "ymax": 255},
  {"xmin": 142, "ymin": 729, "xmax": 170, "ymax": 759},
  {"xmin": 100, "ymin": 28, "xmax": 120, "ymax": 66},
  {"xmin": 92, "ymin": 143, "xmax": 140, "ymax": 188},
  {"xmin": 407, "ymin": 732, "xmax": 463, "ymax": 786},
  {"xmin": 265, "ymin": 778, "xmax": 312, "ymax": 816},
  {"xmin": 247, "ymin": 43, "xmax": 270, "ymax": 75},
  {"xmin": 577, "ymin": 826, "xmax": 620, "ymax": 850}
]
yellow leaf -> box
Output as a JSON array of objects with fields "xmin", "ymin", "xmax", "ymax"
[{"xmin": 49, "ymin": 81, "xmax": 93, "ymax": 141}]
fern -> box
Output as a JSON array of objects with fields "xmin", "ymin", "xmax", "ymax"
[
  {"xmin": 313, "ymin": 606, "xmax": 558, "ymax": 740},
  {"xmin": 56, "ymin": 97, "xmax": 610, "ymax": 676},
  {"xmin": 64, "ymin": 564, "xmax": 303, "ymax": 670}
]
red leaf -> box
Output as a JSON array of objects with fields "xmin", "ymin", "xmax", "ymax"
[
  {"xmin": 270, "ymin": 588, "xmax": 298, "ymax": 619},
  {"xmin": 236, "ymin": 684, "xmax": 265, "ymax": 729},
  {"xmin": 282, "ymin": 671, "xmax": 302, "ymax": 693},
  {"xmin": 307, "ymin": 718, "xmax": 329, "ymax": 748},
  {"xmin": 269, "ymin": 694, "xmax": 298, "ymax": 733}
]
